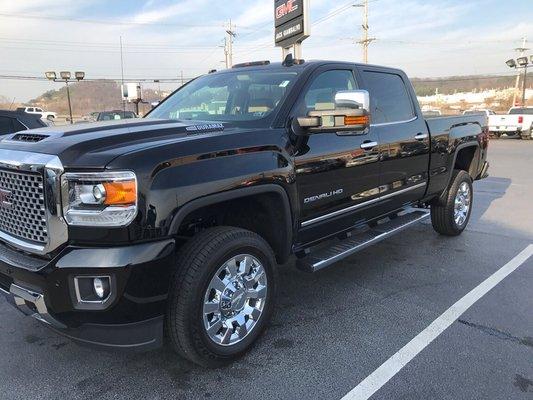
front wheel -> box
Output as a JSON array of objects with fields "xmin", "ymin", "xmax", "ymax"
[
  {"xmin": 166, "ymin": 227, "xmax": 278, "ymax": 368},
  {"xmin": 431, "ymin": 170, "xmax": 473, "ymax": 236}
]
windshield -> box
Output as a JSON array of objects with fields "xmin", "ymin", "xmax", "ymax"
[
  {"xmin": 509, "ymin": 108, "xmax": 533, "ymax": 115},
  {"xmin": 147, "ymin": 70, "xmax": 298, "ymax": 126}
]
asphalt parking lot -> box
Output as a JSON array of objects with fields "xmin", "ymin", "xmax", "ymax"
[{"xmin": 1, "ymin": 139, "xmax": 532, "ymax": 400}]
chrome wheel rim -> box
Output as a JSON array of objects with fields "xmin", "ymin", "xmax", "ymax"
[
  {"xmin": 454, "ymin": 182, "xmax": 471, "ymax": 227},
  {"xmin": 203, "ymin": 254, "xmax": 268, "ymax": 346}
]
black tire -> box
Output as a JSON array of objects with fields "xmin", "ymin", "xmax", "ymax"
[
  {"xmin": 431, "ymin": 170, "xmax": 473, "ymax": 236},
  {"xmin": 165, "ymin": 227, "xmax": 278, "ymax": 368},
  {"xmin": 47, "ymin": 115, "xmax": 55, "ymax": 121}
]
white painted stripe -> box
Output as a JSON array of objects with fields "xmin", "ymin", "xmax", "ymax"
[{"xmin": 341, "ymin": 244, "xmax": 533, "ymax": 400}]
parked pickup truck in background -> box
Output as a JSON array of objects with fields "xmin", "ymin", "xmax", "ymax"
[
  {"xmin": 0, "ymin": 109, "xmax": 48, "ymax": 136},
  {"xmin": 488, "ymin": 106, "xmax": 533, "ymax": 139},
  {"xmin": 17, "ymin": 106, "xmax": 57, "ymax": 121},
  {"xmin": 0, "ymin": 59, "xmax": 489, "ymax": 368}
]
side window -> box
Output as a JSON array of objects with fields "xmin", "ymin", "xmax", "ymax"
[
  {"xmin": 298, "ymin": 70, "xmax": 357, "ymax": 114},
  {"xmin": 362, "ymin": 71, "xmax": 415, "ymax": 124},
  {"xmin": 0, "ymin": 117, "xmax": 14, "ymax": 134}
]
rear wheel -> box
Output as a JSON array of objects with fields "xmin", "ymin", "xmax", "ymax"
[
  {"xmin": 431, "ymin": 170, "xmax": 473, "ymax": 236},
  {"xmin": 166, "ymin": 227, "xmax": 277, "ymax": 368}
]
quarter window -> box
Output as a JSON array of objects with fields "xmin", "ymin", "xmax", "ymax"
[{"xmin": 362, "ymin": 71, "xmax": 415, "ymax": 124}]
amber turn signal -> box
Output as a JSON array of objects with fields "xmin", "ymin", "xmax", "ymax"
[
  {"xmin": 103, "ymin": 181, "xmax": 137, "ymax": 206},
  {"xmin": 344, "ymin": 115, "xmax": 370, "ymax": 126}
]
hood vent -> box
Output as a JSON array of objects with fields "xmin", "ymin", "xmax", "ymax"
[{"xmin": 11, "ymin": 133, "xmax": 49, "ymax": 143}]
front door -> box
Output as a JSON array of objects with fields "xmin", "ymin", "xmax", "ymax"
[{"xmin": 292, "ymin": 67, "xmax": 381, "ymax": 245}]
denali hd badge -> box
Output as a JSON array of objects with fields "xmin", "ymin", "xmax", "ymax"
[{"xmin": 304, "ymin": 189, "xmax": 343, "ymax": 204}]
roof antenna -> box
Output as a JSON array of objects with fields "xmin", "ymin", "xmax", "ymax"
[{"xmin": 283, "ymin": 53, "xmax": 294, "ymax": 67}]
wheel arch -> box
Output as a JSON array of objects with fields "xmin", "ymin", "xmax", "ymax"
[
  {"xmin": 169, "ymin": 185, "xmax": 294, "ymax": 264},
  {"xmin": 446, "ymin": 142, "xmax": 480, "ymax": 185}
]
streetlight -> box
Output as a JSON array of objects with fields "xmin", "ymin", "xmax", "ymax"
[
  {"xmin": 506, "ymin": 56, "xmax": 531, "ymax": 107},
  {"xmin": 45, "ymin": 70, "xmax": 85, "ymax": 124}
]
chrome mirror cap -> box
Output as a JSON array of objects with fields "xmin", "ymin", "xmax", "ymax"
[{"xmin": 335, "ymin": 90, "xmax": 370, "ymax": 113}]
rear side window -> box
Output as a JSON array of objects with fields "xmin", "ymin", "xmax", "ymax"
[
  {"xmin": 0, "ymin": 117, "xmax": 14, "ymax": 134},
  {"xmin": 362, "ymin": 71, "xmax": 415, "ymax": 124}
]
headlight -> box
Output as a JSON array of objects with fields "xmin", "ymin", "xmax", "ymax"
[{"xmin": 62, "ymin": 171, "xmax": 137, "ymax": 227}]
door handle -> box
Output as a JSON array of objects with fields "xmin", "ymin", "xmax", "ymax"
[
  {"xmin": 414, "ymin": 133, "xmax": 429, "ymax": 141},
  {"xmin": 360, "ymin": 141, "xmax": 378, "ymax": 150}
]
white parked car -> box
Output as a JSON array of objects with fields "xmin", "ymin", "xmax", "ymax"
[
  {"xmin": 18, "ymin": 107, "xmax": 57, "ymax": 121},
  {"xmin": 488, "ymin": 107, "xmax": 533, "ymax": 139}
]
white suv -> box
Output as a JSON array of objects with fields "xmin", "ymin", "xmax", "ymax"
[{"xmin": 21, "ymin": 107, "xmax": 57, "ymax": 121}]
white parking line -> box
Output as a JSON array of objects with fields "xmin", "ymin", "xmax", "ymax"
[{"xmin": 341, "ymin": 244, "xmax": 533, "ymax": 400}]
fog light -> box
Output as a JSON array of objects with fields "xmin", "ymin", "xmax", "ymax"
[
  {"xmin": 73, "ymin": 276, "xmax": 112, "ymax": 305},
  {"xmin": 93, "ymin": 278, "xmax": 106, "ymax": 299}
]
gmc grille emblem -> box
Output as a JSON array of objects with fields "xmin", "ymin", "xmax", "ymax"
[{"xmin": 0, "ymin": 188, "xmax": 13, "ymax": 209}]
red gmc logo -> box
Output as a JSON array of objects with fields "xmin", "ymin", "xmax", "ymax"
[{"xmin": 276, "ymin": 0, "xmax": 299, "ymax": 19}]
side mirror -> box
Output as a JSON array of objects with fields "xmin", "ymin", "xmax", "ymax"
[{"xmin": 296, "ymin": 90, "xmax": 370, "ymax": 134}]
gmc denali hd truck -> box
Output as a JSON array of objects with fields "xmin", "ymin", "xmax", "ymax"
[{"xmin": 0, "ymin": 59, "xmax": 489, "ymax": 367}]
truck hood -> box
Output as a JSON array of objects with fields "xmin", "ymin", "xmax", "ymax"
[{"xmin": 0, "ymin": 119, "xmax": 233, "ymax": 168}]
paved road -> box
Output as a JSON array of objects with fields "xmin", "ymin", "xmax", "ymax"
[{"xmin": 1, "ymin": 139, "xmax": 532, "ymax": 400}]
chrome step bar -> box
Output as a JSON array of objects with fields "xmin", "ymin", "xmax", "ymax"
[{"xmin": 297, "ymin": 209, "xmax": 430, "ymax": 273}]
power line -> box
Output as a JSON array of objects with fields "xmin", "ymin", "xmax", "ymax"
[
  {"xmin": 0, "ymin": 12, "xmax": 224, "ymax": 28},
  {"xmin": 0, "ymin": 74, "xmax": 197, "ymax": 82},
  {"xmin": 0, "ymin": 12, "xmax": 263, "ymax": 30}
]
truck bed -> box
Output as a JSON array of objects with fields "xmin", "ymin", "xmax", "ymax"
[{"xmin": 425, "ymin": 114, "xmax": 487, "ymax": 134}]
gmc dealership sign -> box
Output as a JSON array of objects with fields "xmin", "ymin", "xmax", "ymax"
[{"xmin": 274, "ymin": 0, "xmax": 309, "ymax": 48}]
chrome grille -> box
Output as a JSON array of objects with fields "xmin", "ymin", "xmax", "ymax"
[{"xmin": 0, "ymin": 169, "xmax": 47, "ymax": 244}]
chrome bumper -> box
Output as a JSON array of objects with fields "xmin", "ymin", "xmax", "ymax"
[{"xmin": 1, "ymin": 284, "xmax": 66, "ymax": 329}]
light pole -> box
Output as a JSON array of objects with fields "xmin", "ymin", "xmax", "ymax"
[
  {"xmin": 45, "ymin": 70, "xmax": 85, "ymax": 124},
  {"xmin": 506, "ymin": 57, "xmax": 530, "ymax": 107}
]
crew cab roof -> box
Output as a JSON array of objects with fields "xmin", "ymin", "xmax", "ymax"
[{"xmin": 214, "ymin": 60, "xmax": 405, "ymax": 75}]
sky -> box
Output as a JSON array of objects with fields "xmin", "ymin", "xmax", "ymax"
[{"xmin": 0, "ymin": 0, "xmax": 532, "ymax": 102}]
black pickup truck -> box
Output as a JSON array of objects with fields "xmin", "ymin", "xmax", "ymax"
[{"xmin": 0, "ymin": 59, "xmax": 488, "ymax": 367}]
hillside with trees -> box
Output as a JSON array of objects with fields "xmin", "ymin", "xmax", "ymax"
[
  {"xmin": 411, "ymin": 73, "xmax": 532, "ymax": 96},
  {"xmin": 27, "ymin": 80, "xmax": 162, "ymax": 116}
]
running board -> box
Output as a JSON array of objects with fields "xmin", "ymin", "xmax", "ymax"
[{"xmin": 297, "ymin": 209, "xmax": 430, "ymax": 273}]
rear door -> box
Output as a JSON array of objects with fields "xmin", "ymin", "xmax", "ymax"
[
  {"xmin": 359, "ymin": 68, "xmax": 430, "ymax": 209},
  {"xmin": 293, "ymin": 66, "xmax": 381, "ymax": 244}
]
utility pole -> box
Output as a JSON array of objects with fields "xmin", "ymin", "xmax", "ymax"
[
  {"xmin": 512, "ymin": 37, "xmax": 529, "ymax": 106},
  {"xmin": 224, "ymin": 20, "xmax": 236, "ymax": 68},
  {"xmin": 355, "ymin": 0, "xmax": 376, "ymax": 63},
  {"xmin": 120, "ymin": 36, "xmax": 126, "ymax": 117}
]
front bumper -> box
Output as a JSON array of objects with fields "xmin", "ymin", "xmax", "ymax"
[{"xmin": 0, "ymin": 239, "xmax": 175, "ymax": 351}]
